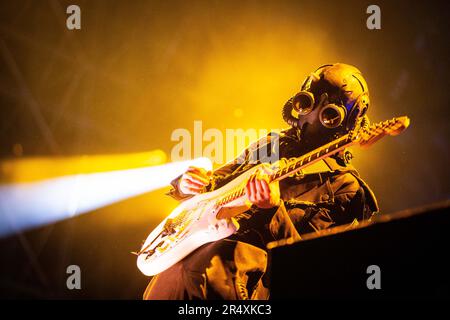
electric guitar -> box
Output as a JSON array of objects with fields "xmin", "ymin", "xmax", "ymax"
[{"xmin": 136, "ymin": 116, "xmax": 410, "ymax": 276}]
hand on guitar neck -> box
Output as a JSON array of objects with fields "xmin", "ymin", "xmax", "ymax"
[{"xmin": 245, "ymin": 165, "xmax": 280, "ymax": 209}]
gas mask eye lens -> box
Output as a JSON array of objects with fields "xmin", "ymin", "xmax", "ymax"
[
  {"xmin": 292, "ymin": 92, "xmax": 315, "ymax": 115},
  {"xmin": 319, "ymin": 104, "xmax": 346, "ymax": 128}
]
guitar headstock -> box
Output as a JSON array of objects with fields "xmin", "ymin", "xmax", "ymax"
[{"xmin": 357, "ymin": 116, "xmax": 410, "ymax": 148}]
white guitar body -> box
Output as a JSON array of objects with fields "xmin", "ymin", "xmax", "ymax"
[{"xmin": 137, "ymin": 165, "xmax": 260, "ymax": 276}]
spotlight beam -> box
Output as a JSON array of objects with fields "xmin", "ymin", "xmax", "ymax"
[{"xmin": 0, "ymin": 157, "xmax": 212, "ymax": 238}]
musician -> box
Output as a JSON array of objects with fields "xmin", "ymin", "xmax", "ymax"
[{"xmin": 143, "ymin": 63, "xmax": 378, "ymax": 300}]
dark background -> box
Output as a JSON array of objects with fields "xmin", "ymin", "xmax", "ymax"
[{"xmin": 0, "ymin": 0, "xmax": 449, "ymax": 299}]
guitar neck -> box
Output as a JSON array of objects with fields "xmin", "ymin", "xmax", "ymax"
[
  {"xmin": 214, "ymin": 115, "xmax": 410, "ymax": 207},
  {"xmin": 214, "ymin": 134, "xmax": 355, "ymax": 208},
  {"xmin": 269, "ymin": 134, "xmax": 354, "ymax": 182}
]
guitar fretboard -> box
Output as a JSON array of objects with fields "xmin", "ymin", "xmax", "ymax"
[
  {"xmin": 269, "ymin": 134, "xmax": 353, "ymax": 182},
  {"xmin": 213, "ymin": 116, "xmax": 408, "ymax": 208}
]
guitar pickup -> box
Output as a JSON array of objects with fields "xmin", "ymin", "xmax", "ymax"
[{"xmin": 162, "ymin": 218, "xmax": 176, "ymax": 236}]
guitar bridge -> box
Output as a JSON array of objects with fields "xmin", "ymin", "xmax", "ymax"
[{"xmin": 142, "ymin": 249, "xmax": 156, "ymax": 260}]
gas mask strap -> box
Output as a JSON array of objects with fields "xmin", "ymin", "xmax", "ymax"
[{"xmin": 281, "ymin": 98, "xmax": 301, "ymax": 128}]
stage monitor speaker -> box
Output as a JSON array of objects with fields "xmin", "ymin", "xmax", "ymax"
[{"xmin": 269, "ymin": 200, "xmax": 450, "ymax": 299}]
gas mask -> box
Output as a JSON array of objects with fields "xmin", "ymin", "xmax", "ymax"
[{"xmin": 282, "ymin": 63, "xmax": 370, "ymax": 144}]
